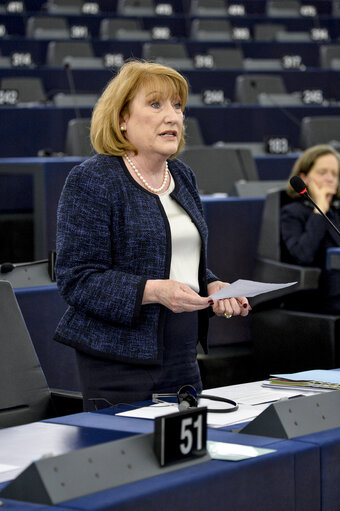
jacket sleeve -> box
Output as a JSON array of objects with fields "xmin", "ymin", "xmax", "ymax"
[
  {"xmin": 281, "ymin": 203, "xmax": 328, "ymax": 265},
  {"xmin": 55, "ymin": 163, "xmax": 146, "ymax": 327}
]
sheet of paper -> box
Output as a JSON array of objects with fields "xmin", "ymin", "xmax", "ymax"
[
  {"xmin": 209, "ymin": 279, "xmax": 297, "ymax": 299},
  {"xmin": 271, "ymin": 369, "xmax": 340, "ymax": 385},
  {"xmin": 0, "ymin": 463, "xmax": 19, "ymax": 474},
  {"xmin": 202, "ymin": 381, "xmax": 312, "ymax": 405},
  {"xmin": 117, "ymin": 403, "xmax": 178, "ymax": 420},
  {"xmin": 262, "ymin": 383, "xmax": 331, "ymax": 393},
  {"xmin": 205, "ymin": 403, "xmax": 269, "ymax": 428},
  {"xmin": 116, "ymin": 402, "xmax": 270, "ymax": 428},
  {"xmin": 207, "ymin": 440, "xmax": 275, "ymax": 461},
  {"xmin": 116, "ymin": 380, "xmax": 329, "ymax": 428},
  {"xmin": 0, "ymin": 463, "xmax": 22, "ymax": 483}
]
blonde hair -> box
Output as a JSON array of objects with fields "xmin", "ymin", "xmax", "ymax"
[
  {"xmin": 287, "ymin": 144, "xmax": 340, "ymax": 198},
  {"xmin": 91, "ymin": 60, "xmax": 188, "ymax": 157}
]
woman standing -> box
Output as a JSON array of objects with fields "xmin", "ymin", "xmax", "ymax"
[{"xmin": 54, "ymin": 60, "xmax": 250, "ymax": 410}]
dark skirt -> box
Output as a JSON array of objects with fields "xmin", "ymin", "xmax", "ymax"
[{"xmin": 75, "ymin": 310, "xmax": 202, "ymax": 411}]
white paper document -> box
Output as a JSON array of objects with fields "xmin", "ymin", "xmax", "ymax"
[
  {"xmin": 116, "ymin": 380, "xmax": 319, "ymax": 428},
  {"xmin": 207, "ymin": 440, "xmax": 275, "ymax": 461},
  {"xmin": 116, "ymin": 402, "xmax": 270, "ymax": 428},
  {"xmin": 271, "ymin": 369, "xmax": 340, "ymax": 385},
  {"xmin": 0, "ymin": 463, "xmax": 21, "ymax": 483},
  {"xmin": 203, "ymin": 381, "xmax": 310, "ymax": 406},
  {"xmin": 209, "ymin": 279, "xmax": 297, "ymax": 300},
  {"xmin": 0, "ymin": 463, "xmax": 19, "ymax": 474}
]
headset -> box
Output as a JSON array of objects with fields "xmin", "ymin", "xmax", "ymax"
[{"xmin": 152, "ymin": 384, "xmax": 238, "ymax": 413}]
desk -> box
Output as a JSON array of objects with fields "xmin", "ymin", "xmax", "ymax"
[
  {"xmin": 0, "ymin": 407, "xmax": 321, "ymax": 511},
  {"xmin": 5, "ymin": 379, "xmax": 340, "ymax": 510},
  {"xmin": 0, "ymin": 421, "xmax": 131, "ymax": 484},
  {"xmin": 44, "ymin": 382, "xmax": 340, "ymax": 511}
]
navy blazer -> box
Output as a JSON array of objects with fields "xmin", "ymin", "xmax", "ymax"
[
  {"xmin": 54, "ymin": 154, "xmax": 218, "ymax": 364},
  {"xmin": 281, "ymin": 199, "xmax": 340, "ymax": 267}
]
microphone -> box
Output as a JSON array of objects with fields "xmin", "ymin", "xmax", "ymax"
[
  {"xmin": 0, "ymin": 259, "xmax": 48, "ymax": 273},
  {"xmin": 64, "ymin": 61, "xmax": 81, "ymax": 120},
  {"xmin": 290, "ymin": 175, "xmax": 340, "ymax": 238},
  {"xmin": 0, "ymin": 251, "xmax": 56, "ymax": 281}
]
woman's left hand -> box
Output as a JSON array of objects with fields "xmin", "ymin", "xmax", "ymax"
[{"xmin": 207, "ymin": 281, "xmax": 251, "ymax": 318}]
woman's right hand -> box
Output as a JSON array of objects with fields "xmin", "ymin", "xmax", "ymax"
[
  {"xmin": 308, "ymin": 180, "xmax": 335, "ymax": 214},
  {"xmin": 142, "ymin": 279, "xmax": 211, "ymax": 313}
]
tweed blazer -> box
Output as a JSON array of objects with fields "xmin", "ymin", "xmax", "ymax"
[{"xmin": 54, "ymin": 154, "xmax": 218, "ymax": 364}]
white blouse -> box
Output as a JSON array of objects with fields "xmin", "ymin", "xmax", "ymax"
[{"xmin": 159, "ymin": 173, "xmax": 201, "ymax": 292}]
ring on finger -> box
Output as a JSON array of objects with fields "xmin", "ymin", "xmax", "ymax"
[{"xmin": 224, "ymin": 313, "xmax": 232, "ymax": 319}]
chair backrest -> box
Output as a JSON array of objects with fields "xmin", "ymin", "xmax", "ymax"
[
  {"xmin": 266, "ymin": 0, "xmax": 301, "ymax": 17},
  {"xmin": 65, "ymin": 117, "xmax": 94, "ymax": 156},
  {"xmin": 99, "ymin": 18, "xmax": 149, "ymax": 40},
  {"xmin": 275, "ymin": 30, "xmax": 311, "ymax": 42},
  {"xmin": 214, "ymin": 141, "xmax": 266, "ymax": 155},
  {"xmin": 243, "ymin": 59, "xmax": 283, "ymax": 71},
  {"xmin": 53, "ymin": 93, "xmax": 98, "ymax": 107},
  {"xmin": 253, "ymin": 188, "xmax": 322, "ymax": 306},
  {"xmin": 190, "ymin": 18, "xmax": 232, "ymax": 40},
  {"xmin": 231, "ymin": 180, "xmax": 287, "ymax": 198},
  {"xmin": 117, "ymin": 0, "xmax": 155, "ymax": 15},
  {"xmin": 256, "ymin": 188, "xmax": 290, "ymax": 261},
  {"xmin": 254, "ymin": 23, "xmax": 285, "ymax": 41},
  {"xmin": 208, "ymin": 47, "xmax": 244, "ymax": 69},
  {"xmin": 184, "ymin": 116, "xmax": 205, "ymax": 146},
  {"xmin": 143, "ymin": 42, "xmax": 188, "ymax": 60},
  {"xmin": 0, "ymin": 281, "xmax": 54, "ymax": 428},
  {"xmin": 186, "ymin": 93, "xmax": 205, "ymax": 107},
  {"xmin": 333, "ymin": 0, "xmax": 340, "ymax": 16},
  {"xmin": 46, "ymin": 41, "xmax": 94, "ymax": 67},
  {"xmin": 300, "ymin": 116, "xmax": 340, "ymax": 149},
  {"xmin": 178, "ymin": 146, "xmax": 258, "ymax": 194},
  {"xmin": 1, "ymin": 77, "xmax": 46, "ymax": 103},
  {"xmin": 46, "ymin": 0, "xmax": 82, "ymax": 14},
  {"xmin": 190, "ymin": 0, "xmax": 228, "ymax": 16},
  {"xmin": 26, "ymin": 16, "xmax": 69, "ymax": 39},
  {"xmin": 0, "ymin": 56, "xmax": 11, "ymax": 68},
  {"xmin": 235, "ymin": 74, "xmax": 287, "ymax": 105},
  {"xmin": 320, "ymin": 45, "xmax": 340, "ymax": 68},
  {"xmin": 257, "ymin": 92, "xmax": 303, "ymax": 106}
]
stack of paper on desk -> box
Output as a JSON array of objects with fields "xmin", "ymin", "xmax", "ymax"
[
  {"xmin": 266, "ymin": 369, "xmax": 340, "ymax": 391},
  {"xmin": 116, "ymin": 381, "xmax": 318, "ymax": 428}
]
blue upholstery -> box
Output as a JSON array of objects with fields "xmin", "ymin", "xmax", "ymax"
[{"xmin": 15, "ymin": 286, "xmax": 79, "ymax": 390}]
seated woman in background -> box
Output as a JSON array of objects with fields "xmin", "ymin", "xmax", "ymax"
[{"xmin": 281, "ymin": 144, "xmax": 340, "ymax": 314}]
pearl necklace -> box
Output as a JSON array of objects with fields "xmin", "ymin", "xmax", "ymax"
[{"xmin": 124, "ymin": 154, "xmax": 169, "ymax": 193}]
